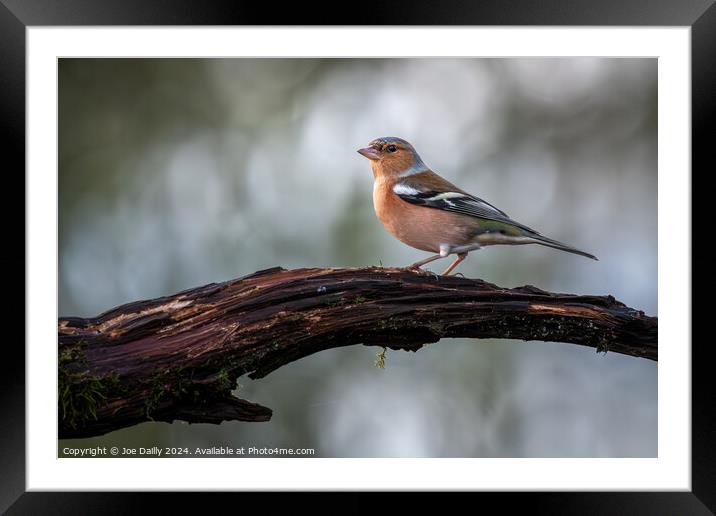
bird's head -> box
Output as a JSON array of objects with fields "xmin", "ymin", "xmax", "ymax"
[{"xmin": 357, "ymin": 137, "xmax": 428, "ymax": 179}]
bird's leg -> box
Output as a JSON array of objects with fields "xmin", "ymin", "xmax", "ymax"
[
  {"xmin": 407, "ymin": 254, "xmax": 443, "ymax": 270},
  {"xmin": 441, "ymin": 252, "xmax": 468, "ymax": 276}
]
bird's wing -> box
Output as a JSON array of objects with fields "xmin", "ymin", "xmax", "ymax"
[{"xmin": 394, "ymin": 173, "xmax": 538, "ymax": 234}]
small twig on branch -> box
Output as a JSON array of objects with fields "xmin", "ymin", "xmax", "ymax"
[{"xmin": 58, "ymin": 266, "xmax": 657, "ymax": 439}]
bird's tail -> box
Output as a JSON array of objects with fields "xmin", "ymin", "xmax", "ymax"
[{"xmin": 528, "ymin": 234, "xmax": 598, "ymax": 260}]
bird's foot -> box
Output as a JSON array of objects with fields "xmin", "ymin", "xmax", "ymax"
[{"xmin": 406, "ymin": 265, "xmax": 440, "ymax": 280}]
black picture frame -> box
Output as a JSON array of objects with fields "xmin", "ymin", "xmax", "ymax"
[{"xmin": 4, "ymin": 0, "xmax": 711, "ymax": 513}]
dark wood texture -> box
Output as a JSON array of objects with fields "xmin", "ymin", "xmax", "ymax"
[{"xmin": 58, "ymin": 266, "xmax": 657, "ymax": 438}]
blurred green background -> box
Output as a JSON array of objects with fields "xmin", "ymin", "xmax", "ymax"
[{"xmin": 59, "ymin": 58, "xmax": 657, "ymax": 457}]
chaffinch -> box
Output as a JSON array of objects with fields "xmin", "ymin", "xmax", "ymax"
[{"xmin": 358, "ymin": 137, "xmax": 597, "ymax": 276}]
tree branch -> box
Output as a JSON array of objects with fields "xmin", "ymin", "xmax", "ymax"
[{"xmin": 58, "ymin": 266, "xmax": 657, "ymax": 438}]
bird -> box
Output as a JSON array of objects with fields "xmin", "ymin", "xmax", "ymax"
[{"xmin": 357, "ymin": 136, "xmax": 597, "ymax": 276}]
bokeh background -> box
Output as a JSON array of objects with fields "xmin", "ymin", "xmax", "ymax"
[{"xmin": 59, "ymin": 58, "xmax": 657, "ymax": 457}]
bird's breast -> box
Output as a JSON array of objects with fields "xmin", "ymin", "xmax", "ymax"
[{"xmin": 372, "ymin": 180, "xmax": 476, "ymax": 254}]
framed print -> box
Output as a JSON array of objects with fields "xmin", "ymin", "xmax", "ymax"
[{"xmin": 5, "ymin": 0, "xmax": 712, "ymax": 512}]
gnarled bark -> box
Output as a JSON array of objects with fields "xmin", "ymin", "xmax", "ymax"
[{"xmin": 58, "ymin": 266, "xmax": 657, "ymax": 438}]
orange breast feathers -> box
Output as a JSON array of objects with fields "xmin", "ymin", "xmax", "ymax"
[{"xmin": 372, "ymin": 177, "xmax": 479, "ymax": 254}]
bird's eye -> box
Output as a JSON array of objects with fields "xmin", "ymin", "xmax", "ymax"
[{"xmin": 386, "ymin": 145, "xmax": 397, "ymax": 153}]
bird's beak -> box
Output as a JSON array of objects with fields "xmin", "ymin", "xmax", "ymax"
[{"xmin": 357, "ymin": 146, "xmax": 381, "ymax": 161}]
